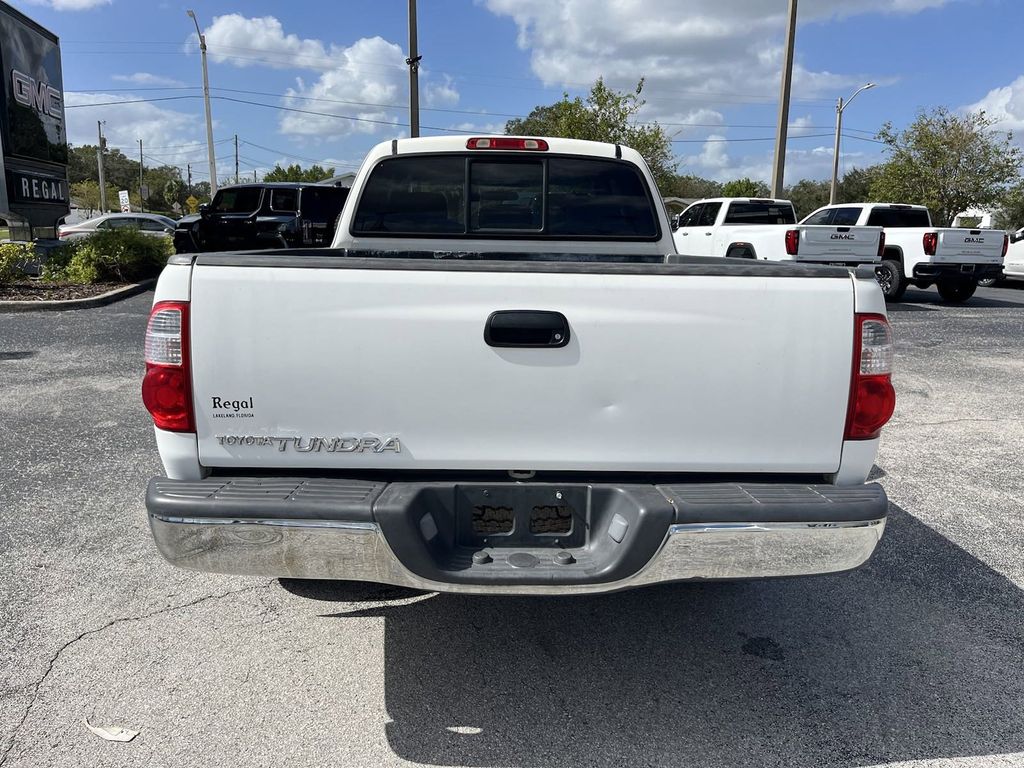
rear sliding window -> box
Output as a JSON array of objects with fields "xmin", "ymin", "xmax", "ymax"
[
  {"xmin": 351, "ymin": 155, "xmax": 658, "ymax": 239},
  {"xmin": 866, "ymin": 207, "xmax": 931, "ymax": 228},
  {"xmin": 723, "ymin": 202, "xmax": 797, "ymax": 225},
  {"xmin": 212, "ymin": 187, "xmax": 262, "ymax": 213}
]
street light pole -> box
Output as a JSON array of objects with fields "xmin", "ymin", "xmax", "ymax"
[
  {"xmin": 187, "ymin": 9, "xmax": 218, "ymax": 196},
  {"xmin": 830, "ymin": 83, "xmax": 875, "ymax": 204},
  {"xmin": 406, "ymin": 0, "xmax": 421, "ymax": 138},
  {"xmin": 770, "ymin": 0, "xmax": 798, "ymax": 199}
]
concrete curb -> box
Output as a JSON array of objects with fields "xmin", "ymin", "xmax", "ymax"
[{"xmin": 0, "ymin": 279, "xmax": 156, "ymax": 313}]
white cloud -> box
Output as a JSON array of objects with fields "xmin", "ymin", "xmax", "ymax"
[
  {"xmin": 112, "ymin": 72, "xmax": 185, "ymax": 88},
  {"xmin": 425, "ymin": 76, "xmax": 460, "ymax": 108},
  {"xmin": 483, "ymin": 0, "xmax": 936, "ymax": 110},
  {"xmin": 963, "ymin": 75, "xmax": 1024, "ymax": 133},
  {"xmin": 201, "ymin": 15, "xmax": 460, "ymax": 141},
  {"xmin": 682, "ymin": 135, "xmax": 873, "ymax": 183},
  {"xmin": 24, "ymin": 0, "xmax": 110, "ymax": 9},
  {"xmin": 64, "ymin": 92, "xmax": 206, "ymax": 169},
  {"xmin": 204, "ymin": 14, "xmax": 332, "ymax": 69},
  {"xmin": 280, "ymin": 37, "xmax": 407, "ymax": 140}
]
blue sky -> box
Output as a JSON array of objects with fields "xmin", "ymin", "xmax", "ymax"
[{"xmin": 12, "ymin": 0, "xmax": 1024, "ymax": 186}]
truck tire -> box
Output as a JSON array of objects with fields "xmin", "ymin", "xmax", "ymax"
[
  {"xmin": 936, "ymin": 279, "xmax": 977, "ymax": 303},
  {"xmin": 976, "ymin": 276, "xmax": 1000, "ymax": 288},
  {"xmin": 875, "ymin": 260, "xmax": 906, "ymax": 301}
]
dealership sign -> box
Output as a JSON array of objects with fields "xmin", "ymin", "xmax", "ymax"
[
  {"xmin": 6, "ymin": 169, "xmax": 68, "ymax": 204},
  {"xmin": 10, "ymin": 68, "xmax": 62, "ymax": 118}
]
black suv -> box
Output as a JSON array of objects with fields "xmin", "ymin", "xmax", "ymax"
[{"xmin": 173, "ymin": 183, "xmax": 349, "ymax": 253}]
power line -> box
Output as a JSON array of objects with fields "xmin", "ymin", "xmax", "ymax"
[
  {"xmin": 671, "ymin": 133, "xmax": 834, "ymax": 144},
  {"xmin": 841, "ymin": 133, "xmax": 888, "ymax": 145},
  {"xmin": 210, "ymin": 94, "xmax": 466, "ymax": 133},
  {"xmin": 64, "ymin": 85, "xmax": 873, "ymax": 133},
  {"xmin": 65, "ymin": 95, "xmax": 202, "ymax": 108},
  {"xmin": 239, "ymin": 140, "xmax": 361, "ymax": 169}
]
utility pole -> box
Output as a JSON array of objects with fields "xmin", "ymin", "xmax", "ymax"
[
  {"xmin": 96, "ymin": 121, "xmax": 107, "ymax": 213},
  {"xmin": 830, "ymin": 83, "xmax": 876, "ymax": 204},
  {"xmin": 188, "ymin": 10, "xmax": 218, "ymax": 196},
  {"xmin": 406, "ymin": 0, "xmax": 421, "ymax": 137},
  {"xmin": 770, "ymin": 0, "xmax": 798, "ymax": 198},
  {"xmin": 138, "ymin": 138, "xmax": 144, "ymax": 212},
  {"xmin": 253, "ymin": 169, "xmax": 257, "ymax": 183},
  {"xmin": 234, "ymin": 134, "xmax": 239, "ymax": 185},
  {"xmin": 187, "ymin": 163, "xmax": 192, "ymax": 196}
]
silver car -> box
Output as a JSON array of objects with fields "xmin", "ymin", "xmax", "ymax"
[{"xmin": 58, "ymin": 213, "xmax": 178, "ymax": 241}]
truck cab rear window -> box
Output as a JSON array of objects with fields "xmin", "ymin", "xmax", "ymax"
[
  {"xmin": 724, "ymin": 202, "xmax": 796, "ymax": 225},
  {"xmin": 352, "ymin": 155, "xmax": 657, "ymax": 239},
  {"xmin": 866, "ymin": 208, "xmax": 931, "ymax": 228}
]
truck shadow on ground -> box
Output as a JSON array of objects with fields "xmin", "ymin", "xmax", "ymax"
[
  {"xmin": 282, "ymin": 503, "xmax": 1024, "ymax": 768},
  {"xmin": 893, "ymin": 287, "xmax": 1024, "ymax": 310}
]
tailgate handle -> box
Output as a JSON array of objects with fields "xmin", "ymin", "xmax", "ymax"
[{"xmin": 485, "ymin": 310, "xmax": 570, "ymax": 348}]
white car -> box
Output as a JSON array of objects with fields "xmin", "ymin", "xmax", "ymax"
[
  {"xmin": 141, "ymin": 135, "xmax": 893, "ymax": 595},
  {"xmin": 58, "ymin": 213, "xmax": 177, "ymax": 241}
]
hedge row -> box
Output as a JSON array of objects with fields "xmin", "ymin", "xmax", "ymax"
[{"xmin": 0, "ymin": 229, "xmax": 173, "ymax": 285}]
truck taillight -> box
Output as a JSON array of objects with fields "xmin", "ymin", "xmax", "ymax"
[
  {"xmin": 1002, "ymin": 233, "xmax": 1009, "ymax": 258},
  {"xmin": 877, "ymin": 231, "xmax": 886, "ymax": 259},
  {"xmin": 923, "ymin": 232, "xmax": 938, "ymax": 256},
  {"xmin": 845, "ymin": 314, "xmax": 895, "ymax": 441},
  {"xmin": 785, "ymin": 229, "xmax": 799, "ymax": 256},
  {"xmin": 142, "ymin": 301, "xmax": 194, "ymax": 432}
]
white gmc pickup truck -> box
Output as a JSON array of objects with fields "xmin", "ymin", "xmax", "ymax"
[
  {"xmin": 142, "ymin": 136, "xmax": 894, "ymax": 595},
  {"xmin": 803, "ymin": 202, "xmax": 1007, "ymax": 302},
  {"xmin": 672, "ymin": 197, "xmax": 884, "ymax": 266}
]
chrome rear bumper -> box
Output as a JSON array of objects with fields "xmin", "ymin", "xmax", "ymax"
[{"xmin": 149, "ymin": 509, "xmax": 886, "ymax": 596}]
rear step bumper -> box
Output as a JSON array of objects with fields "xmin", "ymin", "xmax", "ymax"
[
  {"xmin": 146, "ymin": 477, "xmax": 888, "ymax": 595},
  {"xmin": 913, "ymin": 263, "xmax": 1002, "ymax": 280}
]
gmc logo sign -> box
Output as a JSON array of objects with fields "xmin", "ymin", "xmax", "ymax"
[
  {"xmin": 964, "ymin": 237, "xmax": 985, "ymax": 243},
  {"xmin": 10, "ymin": 69, "xmax": 62, "ymax": 117},
  {"xmin": 830, "ymin": 234, "xmax": 855, "ymax": 240}
]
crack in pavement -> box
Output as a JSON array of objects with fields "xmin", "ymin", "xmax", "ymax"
[
  {"xmin": 891, "ymin": 417, "xmax": 1022, "ymax": 428},
  {"xmin": 0, "ymin": 582, "xmax": 272, "ymax": 767}
]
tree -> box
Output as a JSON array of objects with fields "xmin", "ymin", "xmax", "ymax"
[
  {"xmin": 784, "ymin": 179, "xmax": 830, "ymax": 219},
  {"xmin": 70, "ymin": 180, "xmax": 141, "ymax": 215},
  {"xmin": 837, "ymin": 165, "xmax": 881, "ymax": 203},
  {"xmin": 163, "ymin": 178, "xmax": 187, "ymax": 210},
  {"xmin": 993, "ymin": 180, "xmax": 1024, "ymax": 231},
  {"xmin": 67, "ymin": 145, "xmax": 184, "ymax": 211},
  {"xmin": 721, "ymin": 178, "xmax": 770, "ymax": 198},
  {"xmin": 870, "ymin": 107, "xmax": 1023, "ymax": 226},
  {"xmin": 667, "ymin": 174, "xmax": 723, "ymax": 200},
  {"xmin": 263, "ymin": 163, "xmax": 334, "ymax": 182},
  {"xmin": 143, "ymin": 165, "xmax": 183, "ymax": 211},
  {"xmin": 506, "ymin": 78, "xmax": 677, "ymax": 192},
  {"xmin": 192, "ymin": 181, "xmax": 212, "ymax": 204},
  {"xmin": 70, "ymin": 180, "xmax": 103, "ymax": 216}
]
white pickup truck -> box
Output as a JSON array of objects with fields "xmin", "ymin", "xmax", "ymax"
[
  {"xmin": 803, "ymin": 203, "xmax": 1007, "ymax": 302},
  {"xmin": 142, "ymin": 136, "xmax": 894, "ymax": 595},
  {"xmin": 672, "ymin": 197, "xmax": 884, "ymax": 266}
]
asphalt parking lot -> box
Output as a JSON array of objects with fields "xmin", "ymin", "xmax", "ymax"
[{"xmin": 1, "ymin": 285, "xmax": 1023, "ymax": 768}]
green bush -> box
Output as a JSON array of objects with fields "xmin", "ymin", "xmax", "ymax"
[
  {"xmin": 0, "ymin": 242, "xmax": 33, "ymax": 284},
  {"xmin": 44, "ymin": 229, "xmax": 173, "ymax": 284}
]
